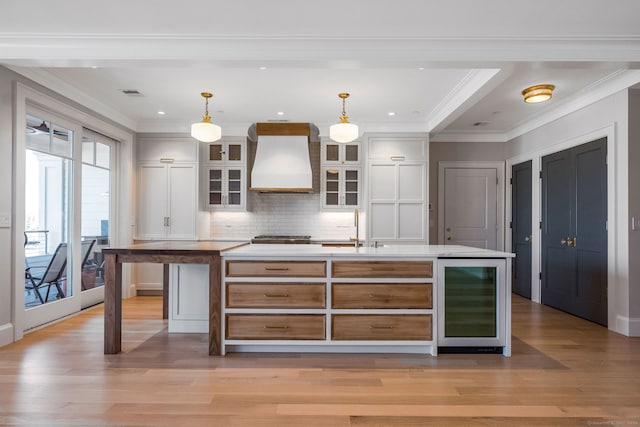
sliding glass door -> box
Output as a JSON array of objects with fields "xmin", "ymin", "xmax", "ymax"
[
  {"xmin": 23, "ymin": 112, "xmax": 80, "ymax": 329},
  {"xmin": 80, "ymin": 130, "xmax": 115, "ymax": 308}
]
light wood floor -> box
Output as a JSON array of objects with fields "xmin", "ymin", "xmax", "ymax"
[{"xmin": 1, "ymin": 295, "xmax": 639, "ymax": 427}]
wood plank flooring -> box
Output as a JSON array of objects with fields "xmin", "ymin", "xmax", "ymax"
[{"xmin": 1, "ymin": 295, "xmax": 639, "ymax": 426}]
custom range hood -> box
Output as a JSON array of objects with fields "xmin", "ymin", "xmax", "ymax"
[{"xmin": 248, "ymin": 122, "xmax": 319, "ymax": 193}]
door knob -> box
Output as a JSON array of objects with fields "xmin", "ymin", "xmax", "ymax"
[
  {"xmin": 561, "ymin": 237, "xmax": 568, "ymax": 246},
  {"xmin": 525, "ymin": 235, "xmax": 532, "ymax": 243}
]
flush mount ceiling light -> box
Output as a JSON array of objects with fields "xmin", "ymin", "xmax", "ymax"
[
  {"xmin": 191, "ymin": 92, "xmax": 222, "ymax": 142},
  {"xmin": 522, "ymin": 84, "xmax": 555, "ymax": 104},
  {"xmin": 329, "ymin": 93, "xmax": 359, "ymax": 143}
]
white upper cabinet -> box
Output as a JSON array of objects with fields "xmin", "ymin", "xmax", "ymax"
[
  {"xmin": 204, "ymin": 137, "xmax": 246, "ymax": 165},
  {"xmin": 321, "ymin": 138, "xmax": 361, "ymax": 209},
  {"xmin": 367, "ymin": 133, "xmax": 428, "ymax": 244},
  {"xmin": 136, "ymin": 137, "xmax": 199, "ymax": 240},
  {"xmin": 367, "ymin": 135, "xmax": 427, "ymax": 162}
]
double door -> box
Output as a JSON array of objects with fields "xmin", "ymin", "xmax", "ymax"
[{"xmin": 541, "ymin": 138, "xmax": 607, "ymax": 325}]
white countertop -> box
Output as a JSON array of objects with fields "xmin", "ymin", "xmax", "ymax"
[{"xmin": 224, "ymin": 244, "xmax": 514, "ymax": 258}]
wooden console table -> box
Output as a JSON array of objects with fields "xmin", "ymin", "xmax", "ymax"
[{"xmin": 102, "ymin": 241, "xmax": 247, "ymax": 355}]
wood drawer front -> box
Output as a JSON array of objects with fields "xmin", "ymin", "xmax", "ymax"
[
  {"xmin": 226, "ymin": 314, "xmax": 325, "ymax": 340},
  {"xmin": 226, "ymin": 261, "xmax": 326, "ymax": 277},
  {"xmin": 332, "ymin": 283, "xmax": 432, "ymax": 309},
  {"xmin": 332, "ymin": 315, "xmax": 432, "ymax": 341},
  {"xmin": 226, "ymin": 283, "xmax": 325, "ymax": 308},
  {"xmin": 332, "ymin": 261, "xmax": 433, "ymax": 278}
]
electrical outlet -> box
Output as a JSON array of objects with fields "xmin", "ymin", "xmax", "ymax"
[{"xmin": 0, "ymin": 212, "xmax": 10, "ymax": 228}]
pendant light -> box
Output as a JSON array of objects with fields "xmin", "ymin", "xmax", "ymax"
[
  {"xmin": 329, "ymin": 92, "xmax": 359, "ymax": 143},
  {"xmin": 191, "ymin": 92, "xmax": 222, "ymax": 142}
]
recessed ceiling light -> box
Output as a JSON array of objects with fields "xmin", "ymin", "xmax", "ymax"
[
  {"xmin": 259, "ymin": 66, "xmax": 267, "ymax": 70},
  {"xmin": 157, "ymin": 111, "xmax": 166, "ymax": 115},
  {"xmin": 388, "ymin": 112, "xmax": 396, "ymax": 116},
  {"xmin": 277, "ymin": 111, "xmax": 285, "ymax": 116},
  {"xmin": 418, "ymin": 67, "xmax": 425, "ymax": 71}
]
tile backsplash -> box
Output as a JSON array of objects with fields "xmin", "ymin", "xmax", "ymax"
[{"xmin": 209, "ymin": 193, "xmax": 359, "ymax": 240}]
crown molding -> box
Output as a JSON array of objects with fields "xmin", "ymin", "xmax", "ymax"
[{"xmin": 7, "ymin": 66, "xmax": 138, "ymax": 131}]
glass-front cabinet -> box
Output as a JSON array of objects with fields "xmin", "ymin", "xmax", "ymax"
[
  {"xmin": 322, "ymin": 167, "xmax": 361, "ymax": 208},
  {"xmin": 202, "ymin": 137, "xmax": 246, "ymax": 211},
  {"xmin": 321, "ymin": 139, "xmax": 361, "ymax": 210}
]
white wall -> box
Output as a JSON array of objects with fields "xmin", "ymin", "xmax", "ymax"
[
  {"xmin": 628, "ymin": 89, "xmax": 640, "ymax": 332},
  {"xmin": 505, "ymin": 89, "xmax": 635, "ymax": 335}
]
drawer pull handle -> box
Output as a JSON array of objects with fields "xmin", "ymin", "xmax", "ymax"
[
  {"xmin": 368, "ymin": 293, "xmax": 393, "ymax": 299},
  {"xmin": 264, "ymin": 293, "xmax": 289, "ymax": 298},
  {"xmin": 370, "ymin": 324, "xmax": 394, "ymax": 329},
  {"xmin": 264, "ymin": 325, "xmax": 289, "ymax": 329},
  {"xmin": 265, "ymin": 267, "xmax": 290, "ymax": 271}
]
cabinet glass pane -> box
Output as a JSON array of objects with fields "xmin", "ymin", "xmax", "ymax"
[
  {"xmin": 209, "ymin": 180, "xmax": 222, "ymax": 191},
  {"xmin": 345, "ymin": 193, "xmax": 358, "ymax": 205},
  {"xmin": 209, "ymin": 193, "xmax": 222, "ymax": 205},
  {"xmin": 326, "ymin": 170, "xmax": 338, "ymax": 180},
  {"xmin": 209, "ymin": 169, "xmax": 222, "ymax": 180},
  {"xmin": 345, "ymin": 170, "xmax": 358, "ymax": 181},
  {"xmin": 345, "ymin": 181, "xmax": 358, "ymax": 192},
  {"xmin": 326, "ymin": 144, "xmax": 339, "ymax": 162},
  {"xmin": 327, "ymin": 181, "xmax": 339, "ymax": 192},
  {"xmin": 228, "ymin": 169, "xmax": 241, "ymax": 180},
  {"xmin": 444, "ymin": 266, "xmax": 497, "ymax": 337},
  {"xmin": 345, "ymin": 145, "xmax": 358, "ymax": 162},
  {"xmin": 209, "ymin": 144, "xmax": 223, "ymax": 161},
  {"xmin": 228, "ymin": 180, "xmax": 241, "ymax": 192},
  {"xmin": 228, "ymin": 193, "xmax": 241, "ymax": 205},
  {"xmin": 326, "ymin": 193, "xmax": 339, "ymax": 205},
  {"xmin": 228, "ymin": 144, "xmax": 242, "ymax": 161}
]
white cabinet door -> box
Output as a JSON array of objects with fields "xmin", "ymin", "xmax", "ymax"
[
  {"xmin": 137, "ymin": 164, "xmax": 168, "ymax": 240},
  {"xmin": 167, "ymin": 164, "xmax": 197, "ymax": 239},
  {"xmin": 168, "ymin": 264, "xmax": 209, "ymax": 333},
  {"xmin": 204, "ymin": 166, "xmax": 246, "ymax": 210},
  {"xmin": 322, "ymin": 166, "xmax": 361, "ymax": 209},
  {"xmin": 369, "ymin": 162, "xmax": 427, "ymax": 243},
  {"xmin": 137, "ymin": 163, "xmax": 198, "ymax": 240}
]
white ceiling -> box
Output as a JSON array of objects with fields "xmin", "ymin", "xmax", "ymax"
[{"xmin": 2, "ymin": 0, "xmax": 640, "ymax": 141}]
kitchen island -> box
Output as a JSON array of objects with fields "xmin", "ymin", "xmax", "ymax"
[
  {"xmin": 102, "ymin": 241, "xmax": 246, "ymax": 355},
  {"xmin": 163, "ymin": 244, "xmax": 514, "ymax": 356}
]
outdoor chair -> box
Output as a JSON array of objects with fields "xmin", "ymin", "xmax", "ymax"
[{"xmin": 25, "ymin": 243, "xmax": 68, "ymax": 304}]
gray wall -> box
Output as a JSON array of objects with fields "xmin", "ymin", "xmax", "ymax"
[
  {"xmin": 0, "ymin": 66, "xmax": 15, "ymax": 337},
  {"xmin": 428, "ymin": 141, "xmax": 506, "ymax": 244}
]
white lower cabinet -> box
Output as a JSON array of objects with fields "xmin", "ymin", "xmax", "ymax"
[{"xmin": 168, "ymin": 264, "xmax": 209, "ymax": 333}]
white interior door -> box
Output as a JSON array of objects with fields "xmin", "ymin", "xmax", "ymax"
[{"xmin": 441, "ymin": 167, "xmax": 498, "ymax": 249}]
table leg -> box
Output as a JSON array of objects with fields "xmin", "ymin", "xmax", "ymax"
[
  {"xmin": 208, "ymin": 255, "xmax": 221, "ymax": 355},
  {"xmin": 162, "ymin": 264, "xmax": 169, "ymax": 319},
  {"xmin": 103, "ymin": 253, "xmax": 122, "ymax": 354}
]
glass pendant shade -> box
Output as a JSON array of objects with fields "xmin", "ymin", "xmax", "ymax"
[
  {"xmin": 191, "ymin": 120, "xmax": 221, "ymax": 142},
  {"xmin": 191, "ymin": 92, "xmax": 222, "ymax": 142},
  {"xmin": 329, "ymin": 122, "xmax": 359, "ymax": 143},
  {"xmin": 330, "ymin": 92, "xmax": 359, "ymax": 143}
]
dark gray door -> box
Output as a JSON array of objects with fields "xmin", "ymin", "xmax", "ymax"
[
  {"xmin": 541, "ymin": 138, "xmax": 607, "ymax": 326},
  {"xmin": 511, "ymin": 160, "xmax": 532, "ymax": 299}
]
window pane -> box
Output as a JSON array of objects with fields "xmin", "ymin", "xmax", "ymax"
[
  {"xmin": 81, "ymin": 163, "xmax": 110, "ymax": 292},
  {"xmin": 82, "ymin": 138, "xmax": 95, "ymax": 164},
  {"xmin": 51, "ymin": 125, "xmax": 72, "ymax": 158},
  {"xmin": 25, "ymin": 149, "xmax": 72, "ymax": 307},
  {"xmin": 25, "ymin": 115, "xmax": 51, "ymax": 152},
  {"xmin": 95, "ymin": 142, "xmax": 111, "ymax": 169}
]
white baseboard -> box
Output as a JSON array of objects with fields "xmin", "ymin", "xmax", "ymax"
[
  {"xmin": 0, "ymin": 323, "xmax": 15, "ymax": 348},
  {"xmin": 615, "ymin": 315, "xmax": 640, "ymax": 337}
]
